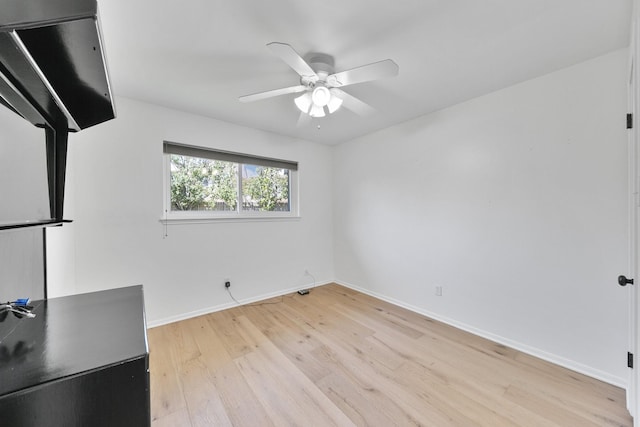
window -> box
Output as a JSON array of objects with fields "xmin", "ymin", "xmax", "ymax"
[{"xmin": 163, "ymin": 142, "xmax": 298, "ymax": 220}]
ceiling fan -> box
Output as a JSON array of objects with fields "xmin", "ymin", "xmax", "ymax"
[{"xmin": 239, "ymin": 42, "xmax": 399, "ymax": 122}]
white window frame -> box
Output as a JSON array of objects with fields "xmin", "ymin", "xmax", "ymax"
[{"xmin": 162, "ymin": 141, "xmax": 299, "ymax": 223}]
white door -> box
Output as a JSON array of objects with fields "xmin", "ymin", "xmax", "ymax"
[
  {"xmin": 629, "ymin": 3, "xmax": 640, "ymax": 421},
  {"xmin": 628, "ymin": 55, "xmax": 638, "ymax": 422}
]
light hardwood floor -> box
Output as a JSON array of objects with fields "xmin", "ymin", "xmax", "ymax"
[{"xmin": 148, "ymin": 283, "xmax": 632, "ymax": 426}]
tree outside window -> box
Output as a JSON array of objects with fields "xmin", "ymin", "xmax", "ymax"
[
  {"xmin": 242, "ymin": 165, "xmax": 289, "ymax": 211},
  {"xmin": 166, "ymin": 148, "xmax": 295, "ymax": 217},
  {"xmin": 170, "ymin": 155, "xmax": 237, "ymax": 211}
]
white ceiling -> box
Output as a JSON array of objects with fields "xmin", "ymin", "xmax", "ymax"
[{"xmin": 98, "ymin": 0, "xmax": 632, "ymax": 145}]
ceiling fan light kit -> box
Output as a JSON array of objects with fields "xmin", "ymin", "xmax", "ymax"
[
  {"xmin": 239, "ymin": 42, "xmax": 399, "ymax": 122},
  {"xmin": 294, "ymin": 92, "xmax": 312, "ymax": 114},
  {"xmin": 309, "ymin": 104, "xmax": 326, "ymax": 118},
  {"xmin": 294, "ymin": 85, "xmax": 342, "ymax": 117},
  {"xmin": 327, "ymin": 91, "xmax": 343, "ymax": 114},
  {"xmin": 311, "ymin": 86, "xmax": 330, "ymax": 107}
]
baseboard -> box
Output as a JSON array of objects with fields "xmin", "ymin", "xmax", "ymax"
[
  {"xmin": 146, "ymin": 280, "xmax": 332, "ymax": 329},
  {"xmin": 335, "ymin": 280, "xmax": 628, "ymax": 389},
  {"xmin": 148, "ymin": 278, "xmax": 628, "ymax": 389}
]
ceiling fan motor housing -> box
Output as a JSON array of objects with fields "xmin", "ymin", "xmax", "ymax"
[{"xmin": 301, "ymin": 53, "xmax": 335, "ymax": 87}]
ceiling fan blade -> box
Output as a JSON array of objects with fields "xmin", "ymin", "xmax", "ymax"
[
  {"xmin": 331, "ymin": 89, "xmax": 376, "ymax": 116},
  {"xmin": 327, "ymin": 59, "xmax": 399, "ymax": 88},
  {"xmin": 267, "ymin": 42, "xmax": 318, "ymax": 80},
  {"xmin": 239, "ymin": 85, "xmax": 307, "ymax": 103}
]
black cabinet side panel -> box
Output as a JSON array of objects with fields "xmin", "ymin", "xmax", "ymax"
[{"xmin": 0, "ymin": 356, "xmax": 150, "ymax": 427}]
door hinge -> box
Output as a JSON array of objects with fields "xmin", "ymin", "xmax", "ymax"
[
  {"xmin": 627, "ymin": 113, "xmax": 633, "ymax": 129},
  {"xmin": 628, "ymin": 352, "xmax": 634, "ymax": 368}
]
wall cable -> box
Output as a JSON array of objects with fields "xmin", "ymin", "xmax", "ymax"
[{"xmin": 225, "ymin": 271, "xmax": 317, "ymax": 307}]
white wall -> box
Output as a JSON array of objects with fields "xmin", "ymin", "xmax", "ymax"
[
  {"xmin": 47, "ymin": 97, "xmax": 334, "ymax": 326},
  {"xmin": 0, "ymin": 101, "xmax": 48, "ymax": 301},
  {"xmin": 0, "ymin": 228, "xmax": 45, "ymax": 300},
  {"xmin": 0, "ymin": 101, "xmax": 49, "ymax": 224},
  {"xmin": 333, "ymin": 49, "xmax": 630, "ymax": 385}
]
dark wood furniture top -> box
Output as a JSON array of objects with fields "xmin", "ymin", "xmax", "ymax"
[{"xmin": 0, "ymin": 285, "xmax": 150, "ymax": 427}]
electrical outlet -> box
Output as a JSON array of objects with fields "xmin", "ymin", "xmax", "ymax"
[{"xmin": 435, "ymin": 285, "xmax": 443, "ymax": 296}]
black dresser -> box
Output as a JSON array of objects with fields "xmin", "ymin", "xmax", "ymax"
[{"xmin": 0, "ymin": 285, "xmax": 150, "ymax": 426}]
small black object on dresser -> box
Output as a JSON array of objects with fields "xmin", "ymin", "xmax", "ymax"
[{"xmin": 0, "ymin": 285, "xmax": 150, "ymax": 427}]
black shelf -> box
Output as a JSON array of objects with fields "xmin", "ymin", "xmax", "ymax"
[
  {"xmin": 0, "ymin": 0, "xmax": 115, "ymax": 224},
  {"xmin": 0, "ymin": 219, "xmax": 71, "ymax": 231},
  {"xmin": 0, "ymin": 0, "xmax": 115, "ymax": 132}
]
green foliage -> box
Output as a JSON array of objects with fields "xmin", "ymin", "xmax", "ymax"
[
  {"xmin": 170, "ymin": 155, "xmax": 237, "ymax": 211},
  {"xmin": 170, "ymin": 156, "xmax": 290, "ymax": 213},
  {"xmin": 244, "ymin": 167, "xmax": 289, "ymax": 211}
]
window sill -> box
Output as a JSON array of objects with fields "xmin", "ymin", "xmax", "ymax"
[{"xmin": 159, "ymin": 215, "xmax": 301, "ymax": 225}]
